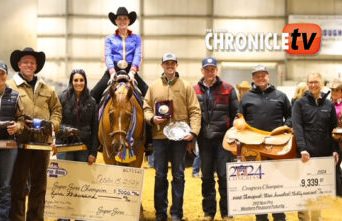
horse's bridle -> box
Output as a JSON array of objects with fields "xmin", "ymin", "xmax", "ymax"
[
  {"xmin": 109, "ymin": 82, "xmax": 133, "ymax": 138},
  {"xmin": 110, "ymin": 130, "xmax": 127, "ymax": 137}
]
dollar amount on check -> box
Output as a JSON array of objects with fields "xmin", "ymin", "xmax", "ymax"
[{"xmin": 226, "ymin": 157, "xmax": 336, "ymax": 216}]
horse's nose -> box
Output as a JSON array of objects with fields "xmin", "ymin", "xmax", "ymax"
[
  {"xmin": 112, "ymin": 139, "xmax": 121, "ymax": 152},
  {"xmin": 112, "ymin": 139, "xmax": 128, "ymax": 151}
]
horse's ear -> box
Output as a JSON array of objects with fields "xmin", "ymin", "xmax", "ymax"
[{"xmin": 110, "ymin": 84, "xmax": 116, "ymax": 98}]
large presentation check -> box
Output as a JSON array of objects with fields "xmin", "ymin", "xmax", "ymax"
[
  {"xmin": 227, "ymin": 157, "xmax": 336, "ymax": 216},
  {"xmin": 44, "ymin": 160, "xmax": 144, "ymax": 221}
]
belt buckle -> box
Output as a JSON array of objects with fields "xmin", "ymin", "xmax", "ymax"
[{"xmin": 117, "ymin": 60, "xmax": 128, "ymax": 69}]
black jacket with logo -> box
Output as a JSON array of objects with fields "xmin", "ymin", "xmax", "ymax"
[
  {"xmin": 292, "ymin": 91, "xmax": 338, "ymax": 157},
  {"xmin": 239, "ymin": 84, "xmax": 292, "ymax": 131}
]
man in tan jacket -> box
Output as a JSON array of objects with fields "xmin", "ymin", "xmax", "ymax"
[
  {"xmin": 144, "ymin": 52, "xmax": 201, "ymax": 221},
  {"xmin": 7, "ymin": 47, "xmax": 62, "ymax": 221}
]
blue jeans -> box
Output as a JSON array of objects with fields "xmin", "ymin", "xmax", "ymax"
[
  {"xmin": 148, "ymin": 152, "xmax": 155, "ymax": 168},
  {"xmin": 57, "ymin": 150, "xmax": 89, "ymax": 162},
  {"xmin": 153, "ymin": 139, "xmax": 187, "ymax": 219},
  {"xmin": 192, "ymin": 143, "xmax": 201, "ymax": 175},
  {"xmin": 0, "ymin": 149, "xmax": 17, "ymax": 221},
  {"xmin": 198, "ymin": 137, "xmax": 233, "ymax": 218}
]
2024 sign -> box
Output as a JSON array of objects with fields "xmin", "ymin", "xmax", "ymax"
[{"xmin": 228, "ymin": 164, "xmax": 265, "ymax": 180}]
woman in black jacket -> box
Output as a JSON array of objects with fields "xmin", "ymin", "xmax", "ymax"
[
  {"xmin": 292, "ymin": 73, "xmax": 339, "ymax": 221},
  {"xmin": 292, "ymin": 73, "xmax": 338, "ymax": 159},
  {"xmin": 57, "ymin": 69, "xmax": 98, "ymax": 165}
]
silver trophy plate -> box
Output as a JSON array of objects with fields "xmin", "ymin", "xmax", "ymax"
[
  {"xmin": 117, "ymin": 60, "xmax": 128, "ymax": 69},
  {"xmin": 163, "ymin": 121, "xmax": 191, "ymax": 141}
]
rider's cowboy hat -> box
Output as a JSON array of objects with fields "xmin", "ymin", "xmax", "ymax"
[
  {"xmin": 108, "ymin": 7, "xmax": 137, "ymax": 26},
  {"xmin": 10, "ymin": 47, "xmax": 45, "ymax": 74}
]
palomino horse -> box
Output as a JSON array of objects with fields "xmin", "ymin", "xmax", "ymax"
[{"xmin": 98, "ymin": 76, "xmax": 145, "ymax": 167}]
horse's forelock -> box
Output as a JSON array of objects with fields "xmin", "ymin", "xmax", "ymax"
[{"xmin": 113, "ymin": 83, "xmax": 132, "ymax": 104}]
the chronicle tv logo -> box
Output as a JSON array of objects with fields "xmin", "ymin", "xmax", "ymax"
[{"xmin": 205, "ymin": 23, "xmax": 322, "ymax": 55}]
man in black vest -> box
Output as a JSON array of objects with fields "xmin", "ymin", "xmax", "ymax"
[
  {"xmin": 0, "ymin": 60, "xmax": 23, "ymax": 221},
  {"xmin": 194, "ymin": 57, "xmax": 238, "ymax": 221}
]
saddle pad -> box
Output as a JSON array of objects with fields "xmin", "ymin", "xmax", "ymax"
[{"xmin": 226, "ymin": 127, "xmax": 265, "ymax": 145}]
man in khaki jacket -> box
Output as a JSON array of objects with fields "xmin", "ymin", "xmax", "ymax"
[
  {"xmin": 144, "ymin": 52, "xmax": 201, "ymax": 221},
  {"xmin": 7, "ymin": 47, "xmax": 62, "ymax": 221}
]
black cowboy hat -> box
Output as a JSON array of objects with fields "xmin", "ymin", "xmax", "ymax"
[
  {"xmin": 108, "ymin": 7, "xmax": 137, "ymax": 26},
  {"xmin": 10, "ymin": 47, "xmax": 45, "ymax": 74}
]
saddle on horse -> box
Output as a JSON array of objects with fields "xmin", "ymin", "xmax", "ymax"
[{"xmin": 223, "ymin": 114, "xmax": 296, "ymax": 161}]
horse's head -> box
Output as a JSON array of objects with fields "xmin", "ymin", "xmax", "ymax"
[
  {"xmin": 108, "ymin": 80, "xmax": 135, "ymax": 160},
  {"xmin": 99, "ymin": 75, "xmax": 145, "ymax": 166}
]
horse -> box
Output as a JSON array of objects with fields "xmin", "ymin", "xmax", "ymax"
[{"xmin": 98, "ymin": 75, "xmax": 145, "ymax": 167}]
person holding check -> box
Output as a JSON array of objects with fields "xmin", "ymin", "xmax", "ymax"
[
  {"xmin": 238, "ymin": 65, "xmax": 292, "ymax": 221},
  {"xmin": 292, "ymin": 73, "xmax": 339, "ymax": 221}
]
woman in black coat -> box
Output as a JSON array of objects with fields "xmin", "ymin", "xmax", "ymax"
[
  {"xmin": 57, "ymin": 69, "xmax": 98, "ymax": 165},
  {"xmin": 292, "ymin": 74, "xmax": 338, "ymax": 159}
]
